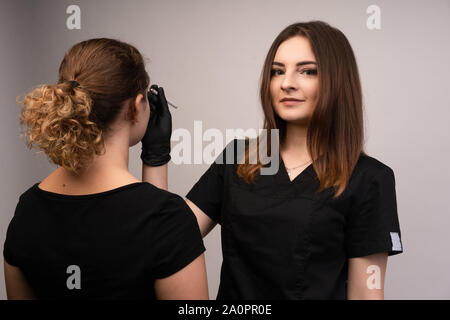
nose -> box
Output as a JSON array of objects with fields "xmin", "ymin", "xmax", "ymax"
[{"xmin": 280, "ymin": 70, "xmax": 298, "ymax": 93}]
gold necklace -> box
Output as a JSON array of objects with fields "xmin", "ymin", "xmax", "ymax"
[{"xmin": 285, "ymin": 159, "xmax": 312, "ymax": 176}]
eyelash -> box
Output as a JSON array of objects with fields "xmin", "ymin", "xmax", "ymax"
[{"xmin": 270, "ymin": 68, "xmax": 318, "ymax": 76}]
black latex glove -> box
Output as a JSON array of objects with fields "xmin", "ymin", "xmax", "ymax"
[{"xmin": 140, "ymin": 85, "xmax": 172, "ymax": 166}]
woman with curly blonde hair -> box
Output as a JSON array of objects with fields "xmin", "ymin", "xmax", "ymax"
[{"xmin": 3, "ymin": 38, "xmax": 208, "ymax": 300}]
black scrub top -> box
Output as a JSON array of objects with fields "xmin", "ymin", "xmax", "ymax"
[{"xmin": 186, "ymin": 139, "xmax": 403, "ymax": 300}]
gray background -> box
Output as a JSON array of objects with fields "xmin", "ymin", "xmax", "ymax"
[{"xmin": 1, "ymin": 0, "xmax": 449, "ymax": 299}]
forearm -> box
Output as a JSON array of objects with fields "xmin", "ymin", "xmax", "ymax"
[
  {"xmin": 347, "ymin": 253, "xmax": 387, "ymax": 300},
  {"xmin": 347, "ymin": 286, "xmax": 384, "ymax": 300},
  {"xmin": 4, "ymin": 261, "xmax": 36, "ymax": 300},
  {"xmin": 142, "ymin": 163, "xmax": 168, "ymax": 190}
]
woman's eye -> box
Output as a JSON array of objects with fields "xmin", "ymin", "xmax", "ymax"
[
  {"xmin": 301, "ymin": 69, "xmax": 318, "ymax": 76},
  {"xmin": 270, "ymin": 69, "xmax": 284, "ymax": 76}
]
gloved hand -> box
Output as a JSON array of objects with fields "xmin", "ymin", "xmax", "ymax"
[{"xmin": 140, "ymin": 84, "xmax": 172, "ymax": 166}]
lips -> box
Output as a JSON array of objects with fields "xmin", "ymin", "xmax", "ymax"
[
  {"xmin": 280, "ymin": 98, "xmax": 305, "ymax": 106},
  {"xmin": 280, "ymin": 97, "xmax": 305, "ymax": 102}
]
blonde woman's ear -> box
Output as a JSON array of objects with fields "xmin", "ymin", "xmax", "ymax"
[
  {"xmin": 124, "ymin": 98, "xmax": 138, "ymax": 124},
  {"xmin": 130, "ymin": 93, "xmax": 149, "ymax": 124},
  {"xmin": 135, "ymin": 93, "xmax": 145, "ymax": 106}
]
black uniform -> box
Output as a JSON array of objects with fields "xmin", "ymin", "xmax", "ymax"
[
  {"xmin": 187, "ymin": 139, "xmax": 403, "ymax": 299},
  {"xmin": 3, "ymin": 182, "xmax": 205, "ymax": 299}
]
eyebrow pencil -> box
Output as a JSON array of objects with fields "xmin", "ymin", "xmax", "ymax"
[{"xmin": 149, "ymin": 87, "xmax": 179, "ymax": 109}]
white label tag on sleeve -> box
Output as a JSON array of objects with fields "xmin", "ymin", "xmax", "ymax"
[{"xmin": 390, "ymin": 232, "xmax": 402, "ymax": 251}]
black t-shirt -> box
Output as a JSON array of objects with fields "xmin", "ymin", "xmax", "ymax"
[
  {"xmin": 186, "ymin": 139, "xmax": 404, "ymax": 300},
  {"xmin": 3, "ymin": 182, "xmax": 205, "ymax": 299}
]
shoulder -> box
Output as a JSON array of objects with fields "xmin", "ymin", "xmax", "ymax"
[
  {"xmin": 22, "ymin": 182, "xmax": 189, "ymax": 218},
  {"xmin": 344, "ymin": 154, "xmax": 396, "ymax": 197},
  {"xmin": 133, "ymin": 183, "xmax": 190, "ymax": 213},
  {"xmin": 351, "ymin": 154, "xmax": 395, "ymax": 181},
  {"xmin": 216, "ymin": 138, "xmax": 247, "ymax": 165},
  {"xmin": 20, "ymin": 183, "xmax": 40, "ymax": 200},
  {"xmin": 13, "ymin": 183, "xmax": 41, "ymax": 214},
  {"xmin": 5, "ymin": 183, "xmax": 41, "ymax": 238},
  {"xmin": 198, "ymin": 138, "xmax": 246, "ymax": 179},
  {"xmin": 138, "ymin": 185, "xmax": 199, "ymax": 232}
]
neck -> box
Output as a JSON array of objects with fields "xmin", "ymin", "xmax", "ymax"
[
  {"xmin": 58, "ymin": 127, "xmax": 136, "ymax": 188},
  {"xmin": 82, "ymin": 134, "xmax": 131, "ymax": 176},
  {"xmin": 279, "ymin": 122, "xmax": 313, "ymax": 170},
  {"xmin": 282, "ymin": 122, "xmax": 309, "ymax": 155}
]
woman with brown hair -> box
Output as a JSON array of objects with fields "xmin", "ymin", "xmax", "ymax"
[
  {"xmin": 181, "ymin": 21, "xmax": 404, "ymax": 299},
  {"xmin": 3, "ymin": 38, "xmax": 208, "ymax": 299}
]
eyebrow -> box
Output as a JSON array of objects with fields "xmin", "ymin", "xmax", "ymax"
[{"xmin": 272, "ymin": 61, "xmax": 317, "ymax": 67}]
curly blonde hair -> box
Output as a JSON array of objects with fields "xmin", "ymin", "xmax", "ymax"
[
  {"xmin": 18, "ymin": 38, "xmax": 150, "ymax": 174},
  {"xmin": 19, "ymin": 82, "xmax": 104, "ymax": 173}
]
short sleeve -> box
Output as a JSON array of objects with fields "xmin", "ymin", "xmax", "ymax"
[
  {"xmin": 186, "ymin": 141, "xmax": 233, "ymax": 224},
  {"xmin": 3, "ymin": 215, "xmax": 19, "ymax": 266},
  {"xmin": 345, "ymin": 167, "xmax": 404, "ymax": 258},
  {"xmin": 151, "ymin": 194, "xmax": 206, "ymax": 279},
  {"xmin": 3, "ymin": 196, "xmax": 26, "ymax": 267}
]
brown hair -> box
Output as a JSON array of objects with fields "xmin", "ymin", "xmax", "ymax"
[
  {"xmin": 237, "ymin": 21, "xmax": 366, "ymax": 198},
  {"xmin": 18, "ymin": 38, "xmax": 150, "ymax": 173}
]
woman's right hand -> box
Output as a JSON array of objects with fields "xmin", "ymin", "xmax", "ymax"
[{"xmin": 140, "ymin": 85, "xmax": 172, "ymax": 167}]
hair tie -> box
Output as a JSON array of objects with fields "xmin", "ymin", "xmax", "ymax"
[{"xmin": 68, "ymin": 80, "xmax": 80, "ymax": 88}]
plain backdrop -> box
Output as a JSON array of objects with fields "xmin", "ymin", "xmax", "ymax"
[{"xmin": 1, "ymin": 0, "xmax": 449, "ymax": 299}]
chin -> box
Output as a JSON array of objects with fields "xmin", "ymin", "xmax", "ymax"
[
  {"xmin": 276, "ymin": 111, "xmax": 311, "ymax": 124},
  {"xmin": 283, "ymin": 118, "xmax": 311, "ymax": 126}
]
